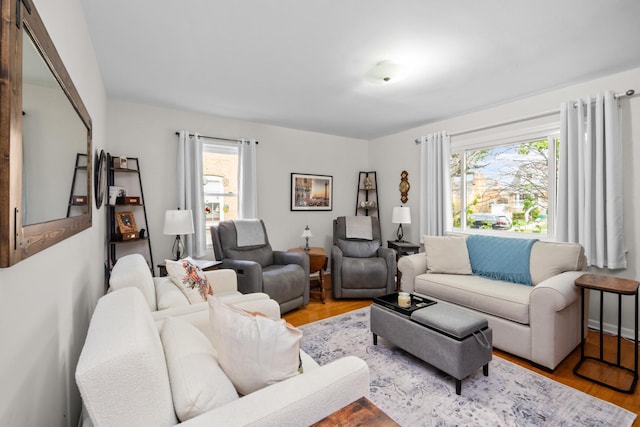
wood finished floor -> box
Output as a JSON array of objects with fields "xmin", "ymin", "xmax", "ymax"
[{"xmin": 284, "ymin": 277, "xmax": 640, "ymax": 424}]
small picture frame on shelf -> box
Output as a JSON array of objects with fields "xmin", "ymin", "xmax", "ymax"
[
  {"xmin": 109, "ymin": 186, "xmax": 126, "ymax": 206},
  {"xmin": 115, "ymin": 211, "xmax": 138, "ymax": 234},
  {"xmin": 290, "ymin": 173, "xmax": 333, "ymax": 211}
]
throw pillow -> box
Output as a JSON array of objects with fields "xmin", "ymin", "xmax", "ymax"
[
  {"xmin": 160, "ymin": 317, "xmax": 239, "ymax": 421},
  {"xmin": 165, "ymin": 257, "xmax": 212, "ymax": 304},
  {"xmin": 424, "ymin": 235, "xmax": 472, "ymax": 275},
  {"xmin": 208, "ymin": 296, "xmax": 303, "ymax": 395}
]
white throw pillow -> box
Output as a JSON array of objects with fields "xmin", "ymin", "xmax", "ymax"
[
  {"xmin": 208, "ymin": 296, "xmax": 303, "ymax": 395},
  {"xmin": 161, "ymin": 317, "xmax": 239, "ymax": 421},
  {"xmin": 165, "ymin": 257, "xmax": 212, "ymax": 304},
  {"xmin": 424, "ymin": 235, "xmax": 472, "ymax": 275}
]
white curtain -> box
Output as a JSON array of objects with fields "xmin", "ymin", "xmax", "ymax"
[
  {"xmin": 238, "ymin": 139, "xmax": 258, "ymax": 219},
  {"xmin": 557, "ymin": 91, "xmax": 626, "ymax": 269},
  {"xmin": 177, "ymin": 130, "xmax": 206, "ymax": 258},
  {"xmin": 420, "ymin": 131, "xmax": 452, "ymax": 239}
]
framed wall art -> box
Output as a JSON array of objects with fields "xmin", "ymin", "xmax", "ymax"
[{"xmin": 291, "ymin": 173, "xmax": 333, "ymax": 211}]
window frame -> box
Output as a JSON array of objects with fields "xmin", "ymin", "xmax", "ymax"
[{"xmin": 451, "ymin": 123, "xmax": 560, "ymax": 238}]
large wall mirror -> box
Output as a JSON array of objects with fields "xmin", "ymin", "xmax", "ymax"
[{"xmin": 0, "ymin": 0, "xmax": 93, "ymax": 267}]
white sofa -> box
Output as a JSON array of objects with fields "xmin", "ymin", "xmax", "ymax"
[
  {"xmin": 398, "ymin": 236, "xmax": 587, "ymax": 370},
  {"xmin": 109, "ymin": 254, "xmax": 279, "ymax": 318},
  {"xmin": 76, "ymin": 287, "xmax": 370, "ymax": 427}
]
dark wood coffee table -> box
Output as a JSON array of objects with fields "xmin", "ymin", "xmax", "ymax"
[{"xmin": 311, "ymin": 397, "xmax": 399, "ymax": 426}]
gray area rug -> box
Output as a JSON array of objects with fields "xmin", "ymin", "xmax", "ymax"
[{"xmin": 299, "ymin": 308, "xmax": 636, "ymax": 427}]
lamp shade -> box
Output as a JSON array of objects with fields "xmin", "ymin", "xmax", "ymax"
[
  {"xmin": 392, "ymin": 206, "xmax": 411, "ymax": 224},
  {"xmin": 301, "ymin": 225, "xmax": 313, "ymax": 238},
  {"xmin": 163, "ymin": 210, "xmax": 194, "ymax": 235}
]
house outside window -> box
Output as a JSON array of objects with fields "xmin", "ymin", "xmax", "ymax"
[
  {"xmin": 203, "ymin": 142, "xmax": 239, "ymax": 246},
  {"xmin": 451, "ymin": 126, "xmax": 559, "ymax": 236}
]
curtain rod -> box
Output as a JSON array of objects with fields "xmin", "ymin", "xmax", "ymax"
[
  {"xmin": 415, "ymin": 89, "xmax": 635, "ymax": 143},
  {"xmin": 175, "ymin": 131, "xmax": 259, "ymax": 144}
]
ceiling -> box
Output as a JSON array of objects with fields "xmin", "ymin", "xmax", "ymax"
[{"xmin": 79, "ymin": 1, "xmax": 640, "ymax": 140}]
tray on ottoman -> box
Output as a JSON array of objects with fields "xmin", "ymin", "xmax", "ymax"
[{"xmin": 373, "ymin": 292, "xmax": 436, "ymax": 316}]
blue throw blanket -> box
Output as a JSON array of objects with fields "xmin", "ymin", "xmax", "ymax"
[{"xmin": 466, "ymin": 235, "xmax": 538, "ymax": 285}]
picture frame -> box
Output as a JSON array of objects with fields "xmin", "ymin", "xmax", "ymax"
[
  {"xmin": 108, "ymin": 186, "xmax": 126, "ymax": 206},
  {"xmin": 291, "ymin": 173, "xmax": 333, "ymax": 211},
  {"xmin": 115, "ymin": 211, "xmax": 138, "ymax": 234}
]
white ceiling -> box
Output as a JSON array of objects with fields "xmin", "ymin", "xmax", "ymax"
[{"xmin": 79, "ymin": 0, "xmax": 640, "ymax": 140}]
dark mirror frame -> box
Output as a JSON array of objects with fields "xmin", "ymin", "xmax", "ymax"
[{"xmin": 0, "ymin": 0, "xmax": 93, "ymax": 267}]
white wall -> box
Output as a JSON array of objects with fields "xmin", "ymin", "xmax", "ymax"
[
  {"xmin": 0, "ymin": 1, "xmax": 108, "ymax": 426},
  {"xmin": 370, "ymin": 67, "xmax": 640, "ymax": 337},
  {"xmin": 106, "ymin": 100, "xmax": 369, "ymax": 269}
]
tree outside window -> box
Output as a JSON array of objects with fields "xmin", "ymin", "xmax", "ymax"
[{"xmin": 451, "ymin": 136, "xmax": 559, "ymax": 235}]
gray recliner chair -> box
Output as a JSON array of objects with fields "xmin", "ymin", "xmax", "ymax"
[
  {"xmin": 211, "ymin": 219, "xmax": 309, "ymax": 314},
  {"xmin": 331, "ymin": 216, "xmax": 396, "ymax": 299}
]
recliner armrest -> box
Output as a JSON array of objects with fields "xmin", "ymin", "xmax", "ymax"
[{"xmin": 273, "ymin": 250, "xmax": 308, "ymax": 271}]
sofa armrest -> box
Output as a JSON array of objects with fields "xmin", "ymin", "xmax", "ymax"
[
  {"xmin": 529, "ymin": 270, "xmax": 585, "ymax": 369},
  {"xmin": 530, "ymin": 270, "xmax": 584, "ymax": 310},
  {"xmin": 220, "ymin": 259, "xmax": 263, "ymax": 294},
  {"xmin": 397, "ymin": 253, "xmax": 427, "ymax": 293},
  {"xmin": 178, "ymin": 356, "xmax": 369, "ymax": 427},
  {"xmin": 203, "ymin": 269, "xmax": 238, "ymax": 294}
]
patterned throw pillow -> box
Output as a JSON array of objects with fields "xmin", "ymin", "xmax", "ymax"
[{"xmin": 165, "ymin": 257, "xmax": 212, "ymax": 304}]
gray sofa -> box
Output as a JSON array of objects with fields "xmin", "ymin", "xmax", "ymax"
[
  {"xmin": 398, "ymin": 235, "xmax": 587, "ymax": 370},
  {"xmin": 211, "ymin": 220, "xmax": 309, "ymax": 313}
]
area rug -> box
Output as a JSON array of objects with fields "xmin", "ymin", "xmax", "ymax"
[{"xmin": 299, "ymin": 308, "xmax": 636, "ymax": 427}]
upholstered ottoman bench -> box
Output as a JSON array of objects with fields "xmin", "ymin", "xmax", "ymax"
[{"xmin": 370, "ymin": 294, "xmax": 493, "ymax": 395}]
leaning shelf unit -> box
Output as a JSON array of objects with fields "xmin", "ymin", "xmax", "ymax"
[
  {"xmin": 355, "ymin": 171, "xmax": 379, "ymax": 218},
  {"xmin": 106, "ymin": 154, "xmax": 154, "ymax": 273}
]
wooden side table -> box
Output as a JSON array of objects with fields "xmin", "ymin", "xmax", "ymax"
[
  {"xmin": 573, "ymin": 273, "xmax": 639, "ymax": 393},
  {"xmin": 157, "ymin": 259, "xmax": 222, "ymax": 277},
  {"xmin": 387, "ymin": 240, "xmax": 420, "ymax": 290},
  {"xmin": 311, "ymin": 397, "xmax": 399, "ymax": 427},
  {"xmin": 289, "ymin": 247, "xmax": 328, "ymax": 303}
]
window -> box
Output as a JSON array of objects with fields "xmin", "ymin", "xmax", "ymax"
[
  {"xmin": 203, "ymin": 142, "xmax": 239, "ymax": 246},
  {"xmin": 451, "ymin": 127, "xmax": 559, "ymax": 236}
]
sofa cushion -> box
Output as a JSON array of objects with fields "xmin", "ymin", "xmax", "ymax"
[
  {"xmin": 208, "ymin": 296, "xmax": 302, "ymax": 395},
  {"xmin": 414, "ymin": 273, "xmax": 533, "ymax": 324},
  {"xmin": 165, "ymin": 257, "xmax": 212, "ymax": 304},
  {"xmin": 75, "ymin": 287, "xmax": 177, "ymax": 426},
  {"xmin": 424, "ymin": 235, "xmax": 472, "ymax": 275},
  {"xmin": 161, "ymin": 317, "xmax": 239, "ymax": 421},
  {"xmin": 530, "ymin": 241, "xmax": 585, "ymax": 285},
  {"xmin": 109, "ymin": 254, "xmax": 157, "ymax": 310},
  {"xmin": 154, "ymin": 277, "xmax": 190, "ymax": 310},
  {"xmin": 336, "ymin": 238, "xmax": 380, "ymax": 258}
]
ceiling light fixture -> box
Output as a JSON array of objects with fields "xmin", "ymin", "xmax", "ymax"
[{"xmin": 365, "ymin": 60, "xmax": 406, "ymax": 85}]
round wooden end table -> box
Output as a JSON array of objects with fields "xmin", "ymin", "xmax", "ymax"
[{"xmin": 289, "ymin": 247, "xmax": 328, "ymax": 303}]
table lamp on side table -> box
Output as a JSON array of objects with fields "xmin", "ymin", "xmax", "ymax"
[
  {"xmin": 392, "ymin": 206, "xmax": 411, "ymax": 242},
  {"xmin": 301, "ymin": 225, "xmax": 313, "ymax": 252},
  {"xmin": 163, "ymin": 209, "xmax": 194, "ymax": 260}
]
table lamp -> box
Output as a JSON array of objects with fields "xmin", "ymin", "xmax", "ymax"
[
  {"xmin": 392, "ymin": 206, "xmax": 411, "ymax": 242},
  {"xmin": 163, "ymin": 209, "xmax": 194, "ymax": 260},
  {"xmin": 301, "ymin": 225, "xmax": 313, "ymax": 251}
]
